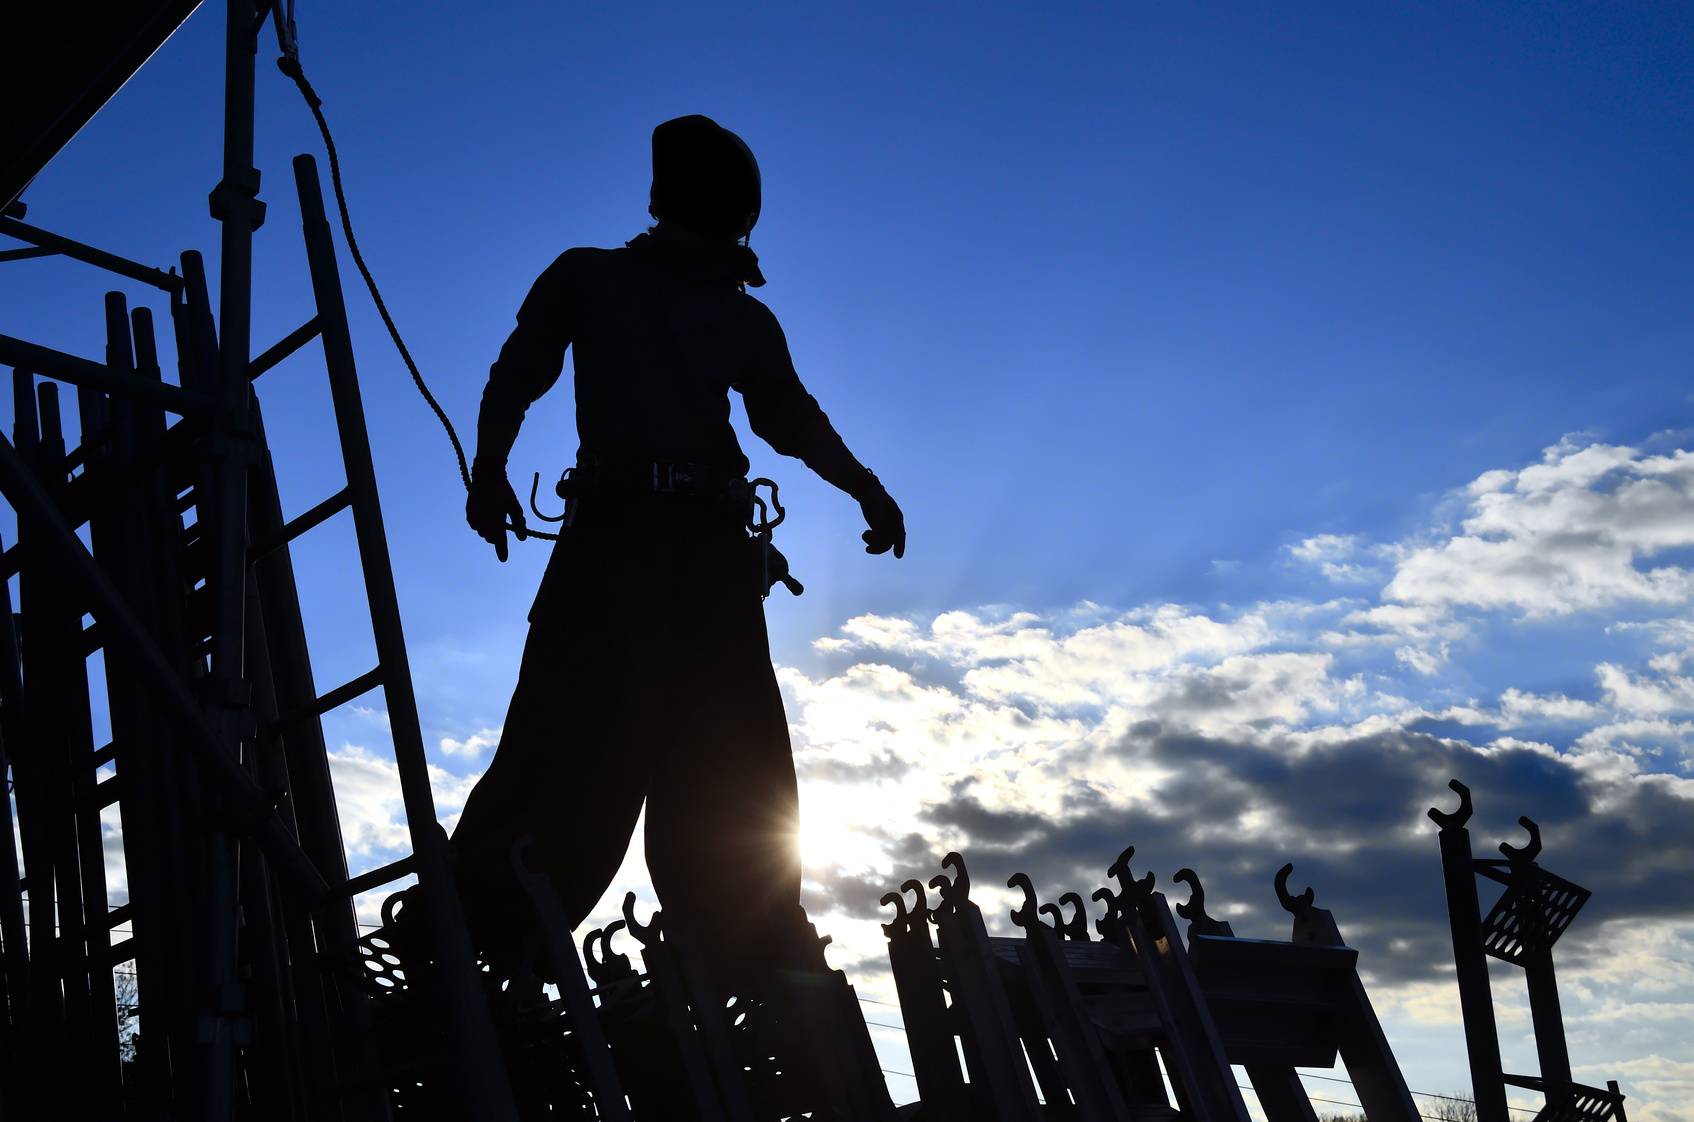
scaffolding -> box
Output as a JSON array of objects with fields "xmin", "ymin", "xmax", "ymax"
[{"xmin": 0, "ymin": 1, "xmax": 513, "ymax": 1116}]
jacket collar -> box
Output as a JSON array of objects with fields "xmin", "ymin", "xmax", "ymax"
[{"xmin": 626, "ymin": 229, "xmax": 766, "ymax": 288}]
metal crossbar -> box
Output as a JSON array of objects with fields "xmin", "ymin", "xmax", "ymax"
[
  {"xmin": 0, "ymin": 215, "xmax": 185, "ymax": 293},
  {"xmin": 0, "ymin": 334, "xmax": 214, "ymax": 415},
  {"xmin": 270, "ymin": 663, "xmax": 382, "ymax": 734},
  {"xmin": 249, "ymin": 314, "xmax": 322, "ymax": 379},
  {"xmin": 248, "ymin": 484, "xmax": 350, "ymax": 561}
]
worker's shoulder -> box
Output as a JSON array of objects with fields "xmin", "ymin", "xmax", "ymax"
[
  {"xmin": 732, "ymin": 290, "xmax": 786, "ymax": 336},
  {"xmin": 522, "ymin": 246, "xmax": 633, "ymax": 305},
  {"xmin": 540, "ymin": 244, "xmax": 624, "ymax": 276}
]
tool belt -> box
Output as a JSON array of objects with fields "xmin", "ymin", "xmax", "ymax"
[
  {"xmin": 536, "ymin": 455, "xmax": 802, "ymax": 598},
  {"xmin": 561, "ymin": 453, "xmax": 750, "ymax": 510}
]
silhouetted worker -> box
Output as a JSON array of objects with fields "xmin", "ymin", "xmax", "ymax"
[{"xmin": 451, "ymin": 115, "xmax": 904, "ymax": 982}]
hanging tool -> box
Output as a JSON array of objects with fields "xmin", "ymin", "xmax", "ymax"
[{"xmin": 749, "ymin": 477, "xmax": 802, "ymax": 598}]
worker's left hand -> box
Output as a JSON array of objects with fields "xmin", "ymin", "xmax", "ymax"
[
  {"xmin": 859, "ymin": 485, "xmax": 906, "ymax": 559},
  {"xmin": 467, "ymin": 464, "xmax": 526, "ymax": 562}
]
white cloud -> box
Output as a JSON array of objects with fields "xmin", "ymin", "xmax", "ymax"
[
  {"xmin": 1379, "ymin": 440, "xmax": 1694, "ymax": 619},
  {"xmin": 349, "ymin": 705, "xmax": 392, "ymax": 729},
  {"xmin": 1396, "ymin": 643, "xmax": 1447, "ymax": 675},
  {"xmin": 327, "ymin": 745, "xmax": 413, "ymax": 860},
  {"xmin": 101, "ymin": 800, "xmax": 127, "ymax": 906},
  {"xmin": 1598, "ymin": 662, "xmax": 1694, "ymax": 717},
  {"xmin": 1291, "ymin": 534, "xmax": 1357, "ymax": 562},
  {"xmin": 1291, "ymin": 533, "xmax": 1381, "ymax": 581},
  {"xmin": 326, "ymin": 743, "xmax": 483, "ymax": 867},
  {"xmin": 1497, "ymin": 688, "xmax": 1603, "ymax": 727},
  {"xmin": 440, "ymin": 726, "xmax": 501, "ymax": 758}
]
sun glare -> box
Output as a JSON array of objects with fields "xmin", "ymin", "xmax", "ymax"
[{"xmin": 798, "ymin": 780, "xmax": 887, "ymax": 872}]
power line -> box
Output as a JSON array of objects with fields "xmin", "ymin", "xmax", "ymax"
[
  {"xmin": 856, "ymin": 995, "xmax": 903, "ymax": 1009},
  {"xmin": 1272, "ymin": 1080, "xmax": 1534, "ymax": 1120}
]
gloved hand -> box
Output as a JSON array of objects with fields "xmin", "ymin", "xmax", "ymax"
[
  {"xmin": 858, "ymin": 483, "xmax": 905, "ymax": 559},
  {"xmin": 466, "ymin": 463, "xmax": 526, "ymax": 562}
]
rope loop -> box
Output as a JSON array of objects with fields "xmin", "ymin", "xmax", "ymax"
[{"xmin": 280, "ymin": 52, "xmax": 558, "ymax": 542}]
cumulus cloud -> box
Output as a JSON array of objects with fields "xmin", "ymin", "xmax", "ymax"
[
  {"xmin": 788, "ymin": 606, "xmax": 1694, "ymax": 983},
  {"xmin": 1291, "ymin": 534, "xmax": 1357, "ymax": 562},
  {"xmin": 1290, "ymin": 533, "xmax": 1381, "ymax": 582},
  {"xmin": 327, "ymin": 743, "xmax": 482, "ymax": 865},
  {"xmin": 1375, "ymin": 441, "xmax": 1694, "ymax": 621},
  {"xmin": 1396, "ymin": 643, "xmax": 1447, "ymax": 675},
  {"xmin": 327, "ymin": 745, "xmax": 414, "ymax": 859},
  {"xmin": 440, "ymin": 726, "xmax": 501, "ymax": 758}
]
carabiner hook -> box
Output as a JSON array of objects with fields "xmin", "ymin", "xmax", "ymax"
[
  {"xmin": 530, "ymin": 471, "xmax": 568, "ymax": 523},
  {"xmin": 748, "ymin": 478, "xmax": 785, "ymax": 535}
]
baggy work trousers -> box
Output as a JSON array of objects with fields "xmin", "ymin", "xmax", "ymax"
[{"xmin": 450, "ymin": 490, "xmax": 801, "ymax": 977}]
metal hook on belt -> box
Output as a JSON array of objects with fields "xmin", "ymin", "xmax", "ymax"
[
  {"xmin": 530, "ymin": 471, "xmax": 569, "ymax": 523},
  {"xmin": 748, "ymin": 477, "xmax": 803, "ymax": 599},
  {"xmin": 748, "ymin": 478, "xmax": 785, "ymax": 534},
  {"xmin": 524, "ymin": 468, "xmax": 581, "ymax": 533}
]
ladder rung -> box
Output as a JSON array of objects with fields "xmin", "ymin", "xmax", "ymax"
[
  {"xmin": 80, "ymin": 619, "xmax": 104, "ymax": 656},
  {"xmin": 248, "ymin": 486, "xmax": 350, "ymax": 564},
  {"xmin": 249, "ymin": 315, "xmax": 322, "ymax": 380},
  {"xmin": 77, "ymin": 773, "xmax": 123, "ymax": 816},
  {"xmin": 92, "ymin": 740, "xmax": 117, "ymax": 767},
  {"xmin": 272, "ymin": 665, "xmax": 383, "ymax": 735},
  {"xmin": 63, "ymin": 422, "xmax": 112, "ymax": 473},
  {"xmin": 105, "ymin": 902, "xmax": 132, "ymax": 930},
  {"xmin": 336, "ymin": 854, "xmax": 416, "ymax": 899},
  {"xmin": 95, "ymin": 773, "xmax": 122, "ymax": 809},
  {"xmin": 108, "ymin": 937, "xmax": 135, "ymax": 965}
]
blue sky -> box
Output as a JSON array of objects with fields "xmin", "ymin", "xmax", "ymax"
[{"xmin": 6, "ymin": 3, "xmax": 1694, "ymax": 1117}]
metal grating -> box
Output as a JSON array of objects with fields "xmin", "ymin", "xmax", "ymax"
[
  {"xmin": 1530, "ymin": 1080, "xmax": 1626, "ymax": 1122},
  {"xmin": 1481, "ymin": 864, "xmax": 1590, "ymax": 963}
]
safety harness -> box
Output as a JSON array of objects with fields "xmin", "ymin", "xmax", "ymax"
[{"xmin": 527, "ymin": 458, "xmax": 803, "ymax": 599}]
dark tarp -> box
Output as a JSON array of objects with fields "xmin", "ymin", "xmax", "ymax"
[{"xmin": 1, "ymin": 1, "xmax": 203, "ymax": 210}]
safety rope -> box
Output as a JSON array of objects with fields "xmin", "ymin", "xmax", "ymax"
[{"xmin": 276, "ymin": 51, "xmax": 557, "ymax": 542}]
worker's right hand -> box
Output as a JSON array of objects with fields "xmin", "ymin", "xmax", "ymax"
[
  {"xmin": 859, "ymin": 484, "xmax": 906, "ymax": 559},
  {"xmin": 467, "ymin": 464, "xmax": 526, "ymax": 562}
]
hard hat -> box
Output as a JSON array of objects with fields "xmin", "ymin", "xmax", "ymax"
[{"xmin": 649, "ymin": 115, "xmax": 761, "ymax": 239}]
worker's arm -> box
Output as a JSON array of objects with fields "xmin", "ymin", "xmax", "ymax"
[
  {"xmin": 467, "ymin": 254, "xmax": 576, "ymax": 560},
  {"xmin": 739, "ymin": 307, "xmax": 905, "ymax": 558}
]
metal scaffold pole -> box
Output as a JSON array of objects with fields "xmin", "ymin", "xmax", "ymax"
[{"xmin": 202, "ymin": 2, "xmax": 264, "ymax": 1113}]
